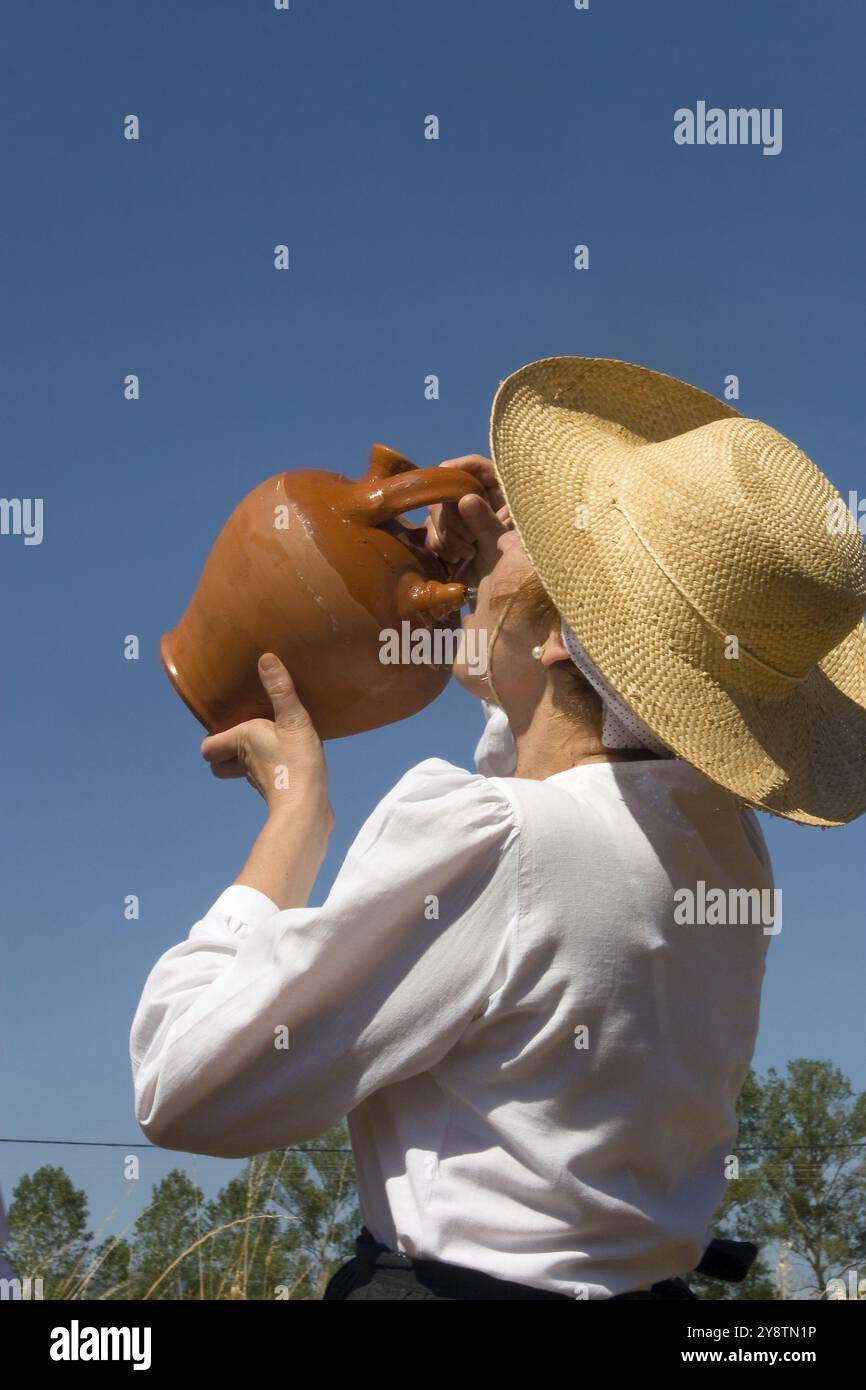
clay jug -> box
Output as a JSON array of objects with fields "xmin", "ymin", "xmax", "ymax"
[{"xmin": 160, "ymin": 444, "xmax": 485, "ymax": 739}]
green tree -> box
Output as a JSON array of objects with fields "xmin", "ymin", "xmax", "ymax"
[
  {"xmin": 2, "ymin": 1165, "xmax": 92, "ymax": 1299},
  {"xmin": 127, "ymin": 1169, "xmax": 207, "ymax": 1300},
  {"xmin": 195, "ymin": 1124, "xmax": 360, "ymax": 1299},
  {"xmin": 80, "ymin": 1235, "xmax": 133, "ymax": 1300},
  {"xmin": 689, "ymin": 1063, "xmax": 866, "ymax": 1299},
  {"xmin": 689, "ymin": 1071, "xmax": 777, "ymax": 1300},
  {"xmin": 261, "ymin": 1126, "xmax": 360, "ymax": 1299},
  {"xmin": 125, "ymin": 1123, "xmax": 359, "ymax": 1299},
  {"xmin": 199, "ymin": 1152, "xmax": 303, "ymax": 1299},
  {"xmin": 752, "ymin": 1060, "xmax": 866, "ymax": 1298}
]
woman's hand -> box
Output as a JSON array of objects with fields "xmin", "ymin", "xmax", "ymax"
[
  {"xmin": 200, "ymin": 653, "xmax": 333, "ymax": 825},
  {"xmin": 201, "ymin": 654, "xmax": 334, "ymax": 908},
  {"xmin": 424, "ymin": 455, "xmax": 513, "ymax": 571}
]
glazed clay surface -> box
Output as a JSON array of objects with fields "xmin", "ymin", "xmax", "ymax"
[{"xmin": 161, "ymin": 444, "xmax": 484, "ymax": 738}]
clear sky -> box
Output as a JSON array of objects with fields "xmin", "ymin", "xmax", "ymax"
[{"xmin": 2, "ymin": 0, "xmax": 864, "ymax": 1242}]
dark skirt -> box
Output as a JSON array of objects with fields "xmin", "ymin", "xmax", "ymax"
[{"xmin": 321, "ymin": 1226, "xmax": 699, "ymax": 1301}]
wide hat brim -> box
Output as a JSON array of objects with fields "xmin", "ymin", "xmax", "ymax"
[{"xmin": 489, "ymin": 356, "xmax": 866, "ymax": 827}]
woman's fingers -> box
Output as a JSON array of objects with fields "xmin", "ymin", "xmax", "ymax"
[
  {"xmin": 198, "ymin": 655, "xmax": 328, "ymax": 815},
  {"xmin": 201, "ymin": 727, "xmax": 245, "ymax": 765},
  {"xmin": 455, "ymin": 492, "xmax": 509, "ymax": 573},
  {"xmin": 424, "ymin": 505, "xmax": 475, "ymax": 563},
  {"xmin": 437, "ymin": 454, "xmax": 506, "ymax": 513},
  {"xmin": 257, "ymin": 653, "xmax": 312, "ymax": 731},
  {"xmin": 424, "ymin": 455, "xmax": 507, "ymax": 566},
  {"xmin": 458, "ymin": 491, "xmax": 508, "ymax": 540}
]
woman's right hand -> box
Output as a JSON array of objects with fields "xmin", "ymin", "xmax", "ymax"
[{"xmin": 424, "ymin": 455, "xmax": 512, "ymax": 571}]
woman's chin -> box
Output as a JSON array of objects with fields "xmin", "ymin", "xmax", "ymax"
[{"xmin": 451, "ymin": 661, "xmax": 490, "ymax": 700}]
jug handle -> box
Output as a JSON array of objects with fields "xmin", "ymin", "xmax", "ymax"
[
  {"xmin": 346, "ymin": 462, "xmax": 486, "ymax": 525},
  {"xmin": 366, "ymin": 442, "xmax": 417, "ymax": 481}
]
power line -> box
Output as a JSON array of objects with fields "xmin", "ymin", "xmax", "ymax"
[
  {"xmin": 0, "ymin": 1138, "xmax": 351, "ymax": 1153},
  {"xmin": 1, "ymin": 1136, "xmax": 863, "ymax": 1152}
]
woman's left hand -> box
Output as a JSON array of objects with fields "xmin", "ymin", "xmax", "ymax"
[
  {"xmin": 200, "ymin": 653, "xmax": 333, "ymax": 823},
  {"xmin": 424, "ymin": 455, "xmax": 512, "ymax": 569}
]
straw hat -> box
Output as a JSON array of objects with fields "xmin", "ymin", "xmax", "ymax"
[{"xmin": 488, "ymin": 356, "xmax": 866, "ymax": 827}]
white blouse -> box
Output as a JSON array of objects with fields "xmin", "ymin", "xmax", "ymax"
[{"xmin": 130, "ymin": 710, "xmax": 774, "ymax": 1298}]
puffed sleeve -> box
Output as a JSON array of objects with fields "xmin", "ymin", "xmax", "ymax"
[{"xmin": 129, "ymin": 758, "xmax": 519, "ymax": 1158}]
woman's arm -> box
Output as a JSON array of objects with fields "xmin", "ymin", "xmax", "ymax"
[
  {"xmin": 129, "ymin": 758, "xmax": 519, "ymax": 1159},
  {"xmin": 201, "ymin": 652, "xmax": 335, "ymax": 910},
  {"xmin": 233, "ymin": 798, "xmax": 332, "ymax": 911}
]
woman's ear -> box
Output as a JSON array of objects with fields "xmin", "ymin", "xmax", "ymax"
[{"xmin": 539, "ymin": 631, "xmax": 571, "ymax": 668}]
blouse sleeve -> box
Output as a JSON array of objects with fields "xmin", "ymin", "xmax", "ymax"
[{"xmin": 129, "ymin": 758, "xmax": 519, "ymax": 1158}]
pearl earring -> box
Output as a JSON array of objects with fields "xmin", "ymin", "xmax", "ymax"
[{"xmin": 531, "ymin": 645, "xmax": 544, "ymax": 661}]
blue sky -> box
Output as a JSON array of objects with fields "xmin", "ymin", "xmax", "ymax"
[{"xmin": 2, "ymin": 0, "xmax": 864, "ymax": 1244}]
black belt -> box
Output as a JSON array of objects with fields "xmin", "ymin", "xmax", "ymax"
[{"xmin": 323, "ymin": 1227, "xmax": 756, "ymax": 1301}]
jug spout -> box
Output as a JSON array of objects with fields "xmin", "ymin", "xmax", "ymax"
[{"xmin": 397, "ymin": 575, "xmax": 468, "ymax": 622}]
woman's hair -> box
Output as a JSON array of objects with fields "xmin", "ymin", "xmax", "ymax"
[{"xmin": 494, "ymin": 570, "xmax": 603, "ymax": 729}]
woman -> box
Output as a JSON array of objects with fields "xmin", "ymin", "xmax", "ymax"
[{"xmin": 130, "ymin": 357, "xmax": 866, "ymax": 1300}]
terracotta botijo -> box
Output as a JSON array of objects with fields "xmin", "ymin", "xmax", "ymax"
[{"xmin": 160, "ymin": 444, "xmax": 485, "ymax": 738}]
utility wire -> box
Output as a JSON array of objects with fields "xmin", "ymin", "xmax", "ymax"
[
  {"xmin": 1, "ymin": 1136, "xmax": 864, "ymax": 1152},
  {"xmin": 0, "ymin": 1138, "xmax": 351, "ymax": 1152}
]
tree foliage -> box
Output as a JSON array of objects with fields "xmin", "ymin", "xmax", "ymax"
[
  {"xmin": 3, "ymin": 1069, "xmax": 864, "ymax": 1300},
  {"xmin": 689, "ymin": 1062, "xmax": 866, "ymax": 1299}
]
